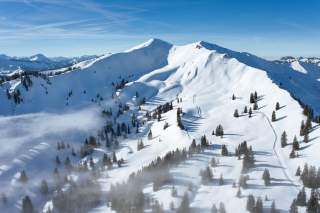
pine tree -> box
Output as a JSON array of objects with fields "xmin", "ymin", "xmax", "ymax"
[
  {"xmin": 219, "ymin": 202, "xmax": 227, "ymax": 213},
  {"xmin": 177, "ymin": 192, "xmax": 191, "ymax": 213},
  {"xmin": 219, "ymin": 174, "xmax": 224, "ymax": 185},
  {"xmin": 300, "ymin": 120, "xmax": 306, "ymax": 136},
  {"xmin": 281, "ymin": 131, "xmax": 287, "ymax": 147},
  {"xmin": 289, "ymin": 199, "xmax": 298, "ymax": 213},
  {"xmin": 242, "ymin": 152, "xmax": 255, "ymax": 173},
  {"xmin": 233, "ymin": 109, "xmax": 239, "ymax": 118},
  {"xmin": 22, "ymin": 196, "xmax": 34, "ymax": 213},
  {"xmin": 171, "ymin": 185, "xmax": 177, "ymax": 197},
  {"xmin": 271, "ymin": 111, "xmax": 276, "ymax": 122},
  {"xmin": 292, "ymin": 136, "xmax": 299, "ymax": 150},
  {"xmin": 255, "ymin": 197, "xmax": 263, "ymax": 213},
  {"xmin": 296, "ymin": 166, "xmax": 301, "ymax": 176},
  {"xmin": 40, "ymin": 180, "xmax": 49, "ymax": 195},
  {"xmin": 250, "ymin": 93, "xmax": 255, "ymax": 104},
  {"xmin": 112, "ymin": 151, "xmax": 117, "ymax": 163},
  {"xmin": 249, "ymin": 107, "xmax": 252, "ymax": 118},
  {"xmin": 200, "ymin": 166, "xmax": 213, "ymax": 183},
  {"xmin": 232, "ymin": 94, "xmax": 236, "ymax": 100},
  {"xmin": 211, "ymin": 204, "xmax": 218, "ymax": 213},
  {"xmin": 64, "ymin": 156, "xmax": 72, "ymax": 171},
  {"xmin": 216, "ymin": 125, "xmax": 224, "ymax": 136},
  {"xmin": 289, "ymin": 147, "xmax": 296, "ymax": 159},
  {"xmin": 301, "ymin": 164, "xmax": 309, "ymax": 186},
  {"xmin": 246, "ymin": 194, "xmax": 255, "ymax": 212},
  {"xmin": 163, "ymin": 122, "xmax": 169, "ymax": 130},
  {"xmin": 211, "ymin": 157, "xmax": 218, "ymax": 167},
  {"xmin": 19, "ymin": 170, "xmax": 28, "ymax": 183},
  {"xmin": 177, "ymin": 108, "xmax": 184, "ymax": 130},
  {"xmin": 270, "ymin": 201, "xmax": 278, "ymax": 213},
  {"xmin": 304, "ymin": 132, "xmax": 309, "ymax": 143},
  {"xmin": 244, "ymin": 106, "xmax": 248, "ymax": 113},
  {"xmin": 296, "ymin": 187, "xmax": 306, "ymax": 206},
  {"xmin": 69, "ymin": 146, "xmax": 75, "ymax": 156},
  {"xmin": 148, "ymin": 130, "xmax": 153, "ymax": 140},
  {"xmin": 253, "ymin": 102, "xmax": 258, "ymax": 110},
  {"xmin": 275, "ymin": 102, "xmax": 280, "ymax": 110},
  {"xmin": 221, "ymin": 145, "xmax": 228, "ymax": 156},
  {"xmin": 306, "ymin": 116, "xmax": 312, "ymax": 130},
  {"xmin": 262, "ymin": 168, "xmax": 271, "ymax": 186},
  {"xmin": 307, "ymin": 189, "xmax": 319, "ymax": 212}
]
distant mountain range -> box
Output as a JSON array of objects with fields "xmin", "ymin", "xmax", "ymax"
[{"xmin": 0, "ymin": 53, "xmax": 99, "ymax": 73}]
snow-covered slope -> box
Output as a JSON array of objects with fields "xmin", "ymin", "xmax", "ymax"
[
  {"xmin": 0, "ymin": 39, "xmax": 319, "ymax": 213},
  {"xmin": 0, "ymin": 39, "xmax": 172, "ymax": 114},
  {"xmin": 0, "ymin": 53, "xmax": 98, "ymax": 74}
]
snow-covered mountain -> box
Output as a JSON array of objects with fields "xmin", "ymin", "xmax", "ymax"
[
  {"xmin": 0, "ymin": 39, "xmax": 319, "ymax": 213},
  {"xmin": 0, "ymin": 53, "xmax": 98, "ymax": 74}
]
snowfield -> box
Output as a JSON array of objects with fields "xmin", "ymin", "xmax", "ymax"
[{"xmin": 0, "ymin": 39, "xmax": 319, "ymax": 212}]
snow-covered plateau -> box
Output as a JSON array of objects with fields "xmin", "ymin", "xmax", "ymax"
[{"xmin": 0, "ymin": 39, "xmax": 319, "ymax": 213}]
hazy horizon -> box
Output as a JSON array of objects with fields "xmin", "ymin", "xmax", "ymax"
[{"xmin": 1, "ymin": 0, "xmax": 319, "ymax": 58}]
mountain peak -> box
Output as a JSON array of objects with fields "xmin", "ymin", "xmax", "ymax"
[
  {"xmin": 126, "ymin": 38, "xmax": 172, "ymax": 52},
  {"xmin": 29, "ymin": 53, "xmax": 50, "ymax": 62}
]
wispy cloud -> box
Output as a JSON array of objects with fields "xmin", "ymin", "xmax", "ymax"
[{"xmin": 0, "ymin": 0, "xmax": 149, "ymax": 41}]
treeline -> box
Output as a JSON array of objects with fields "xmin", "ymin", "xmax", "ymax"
[{"xmin": 108, "ymin": 136, "xmax": 210, "ymax": 213}]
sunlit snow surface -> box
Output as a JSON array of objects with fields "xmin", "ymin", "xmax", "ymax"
[{"xmin": 0, "ymin": 39, "xmax": 319, "ymax": 212}]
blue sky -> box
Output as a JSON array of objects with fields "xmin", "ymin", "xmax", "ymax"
[{"xmin": 0, "ymin": 0, "xmax": 319, "ymax": 58}]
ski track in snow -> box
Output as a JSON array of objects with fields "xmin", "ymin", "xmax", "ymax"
[{"xmin": 259, "ymin": 111, "xmax": 300, "ymax": 192}]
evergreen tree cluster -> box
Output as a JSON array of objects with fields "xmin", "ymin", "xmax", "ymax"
[
  {"xmin": 291, "ymin": 186, "xmax": 320, "ymax": 212},
  {"xmin": 306, "ymin": 189, "xmax": 320, "ymax": 213},
  {"xmin": 12, "ymin": 89, "xmax": 23, "ymax": 104},
  {"xmin": 79, "ymin": 136, "xmax": 100, "ymax": 158},
  {"xmin": 246, "ymin": 195, "xmax": 264, "ymax": 213},
  {"xmin": 295, "ymin": 187, "xmax": 307, "ymax": 206},
  {"xmin": 154, "ymin": 101, "xmax": 174, "ymax": 116},
  {"xmin": 298, "ymin": 164, "xmax": 320, "ymax": 188},
  {"xmin": 300, "ymin": 119, "xmax": 312, "ymax": 144},
  {"xmin": 241, "ymin": 149, "xmax": 255, "ymax": 173},
  {"xmin": 52, "ymin": 178, "xmax": 101, "ymax": 212},
  {"xmin": 250, "ymin": 91, "xmax": 258, "ymax": 104},
  {"xmin": 215, "ymin": 124, "xmax": 224, "ymax": 137},
  {"xmin": 235, "ymin": 141, "xmax": 252, "ymax": 158},
  {"xmin": 107, "ymin": 139, "xmax": 210, "ymax": 212},
  {"xmin": 303, "ymin": 105, "xmax": 314, "ymax": 119},
  {"xmin": 107, "ymin": 149, "xmax": 185, "ymax": 212},
  {"xmin": 21, "ymin": 75, "xmax": 33, "ymax": 91},
  {"xmin": 112, "ymin": 78, "xmax": 129, "ymax": 90}
]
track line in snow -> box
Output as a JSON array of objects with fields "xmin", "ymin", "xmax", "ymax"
[{"xmin": 257, "ymin": 111, "xmax": 300, "ymax": 192}]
